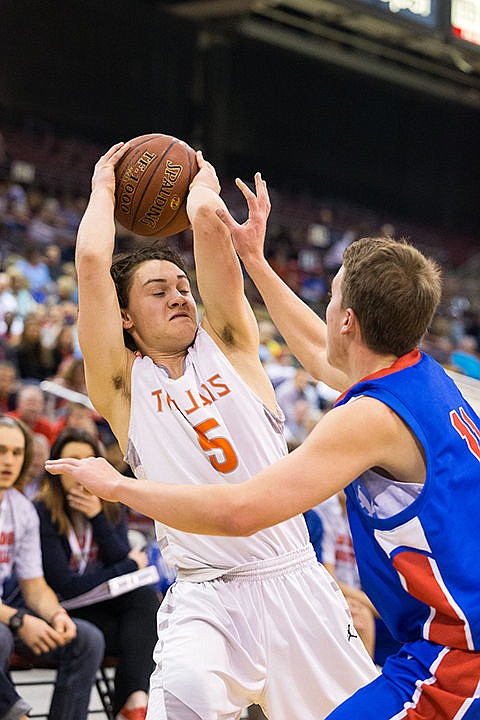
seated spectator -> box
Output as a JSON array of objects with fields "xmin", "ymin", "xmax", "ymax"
[
  {"xmin": 27, "ymin": 200, "xmax": 64, "ymax": 250},
  {"xmin": 56, "ymin": 274, "xmax": 78, "ymax": 305},
  {"xmin": 14, "ymin": 245, "xmax": 52, "ymax": 303},
  {"xmin": 36, "ymin": 428, "xmax": 159, "ymax": 720},
  {"xmin": 0, "ymin": 310, "xmax": 22, "ymax": 346},
  {"xmin": 0, "ymin": 414, "xmax": 105, "ymax": 720},
  {"xmin": 53, "ymin": 356, "xmax": 87, "ymax": 396},
  {"xmin": 50, "ymin": 324, "xmax": 76, "ymax": 377},
  {"xmin": 0, "ymin": 360, "xmax": 19, "ymax": 413},
  {"xmin": 16, "ymin": 431, "xmax": 50, "ymax": 500},
  {"xmin": 14, "ymin": 313, "xmax": 55, "ymax": 382},
  {"xmin": 275, "ymin": 367, "xmax": 323, "ymax": 445},
  {"xmin": 44, "ymin": 243, "xmax": 63, "ymax": 283},
  {"xmin": 9, "ymin": 383, "xmax": 57, "ymax": 446},
  {"xmin": 0, "ymin": 331, "xmax": 17, "ymax": 365},
  {"xmin": 4, "ymin": 267, "xmax": 39, "ymax": 322},
  {"xmin": 52, "ymin": 401, "xmax": 99, "ymax": 441}
]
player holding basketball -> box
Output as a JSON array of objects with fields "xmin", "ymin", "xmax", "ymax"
[
  {"xmin": 66, "ymin": 142, "xmax": 376, "ymax": 720},
  {"xmin": 48, "ymin": 169, "xmax": 480, "ymax": 718}
]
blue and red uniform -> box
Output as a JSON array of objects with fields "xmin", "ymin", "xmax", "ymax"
[{"xmin": 327, "ymin": 350, "xmax": 480, "ymax": 719}]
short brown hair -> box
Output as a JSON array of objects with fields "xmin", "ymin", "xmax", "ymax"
[
  {"xmin": 341, "ymin": 237, "xmax": 442, "ymax": 357},
  {"xmin": 110, "ymin": 242, "xmax": 188, "ymax": 351},
  {"xmin": 110, "ymin": 242, "xmax": 187, "ymax": 309}
]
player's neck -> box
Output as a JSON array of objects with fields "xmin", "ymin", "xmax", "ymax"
[
  {"xmin": 346, "ymin": 346, "xmax": 399, "ymax": 386},
  {"xmin": 148, "ymin": 349, "xmax": 188, "ymax": 379}
]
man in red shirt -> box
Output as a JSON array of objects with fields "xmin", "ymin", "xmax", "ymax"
[{"xmin": 9, "ymin": 383, "xmax": 57, "ymax": 445}]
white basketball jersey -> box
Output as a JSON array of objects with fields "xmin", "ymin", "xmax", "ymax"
[{"xmin": 126, "ymin": 327, "xmax": 309, "ymax": 578}]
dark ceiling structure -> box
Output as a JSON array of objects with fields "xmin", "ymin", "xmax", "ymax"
[{"xmin": 162, "ymin": 0, "xmax": 480, "ymax": 109}]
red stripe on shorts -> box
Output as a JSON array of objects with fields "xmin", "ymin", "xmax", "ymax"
[{"xmin": 406, "ymin": 647, "xmax": 480, "ymax": 719}]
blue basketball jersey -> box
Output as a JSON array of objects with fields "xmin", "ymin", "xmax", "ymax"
[{"xmin": 335, "ymin": 350, "xmax": 480, "ymax": 651}]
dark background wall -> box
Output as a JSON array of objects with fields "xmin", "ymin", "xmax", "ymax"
[{"xmin": 1, "ymin": 0, "xmax": 479, "ymax": 235}]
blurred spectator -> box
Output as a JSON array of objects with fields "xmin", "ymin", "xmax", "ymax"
[
  {"xmin": 37, "ymin": 428, "xmax": 159, "ymax": 720},
  {"xmin": 16, "ymin": 431, "xmax": 50, "ymax": 500},
  {"xmin": 40, "ymin": 304, "xmax": 70, "ymax": 351},
  {"xmin": 51, "ymin": 324, "xmax": 76, "ymax": 376},
  {"xmin": 450, "ymin": 335, "xmax": 480, "ymax": 380},
  {"xmin": 0, "ymin": 360, "xmax": 19, "ymax": 412},
  {"xmin": 56, "ymin": 274, "xmax": 78, "ymax": 304},
  {"xmin": 464, "ymin": 310, "xmax": 480, "ymax": 351},
  {"xmin": 258, "ymin": 319, "xmax": 283, "ymax": 363},
  {"xmin": 420, "ymin": 332, "xmax": 454, "ymax": 367},
  {"xmin": 276, "ymin": 367, "xmax": 323, "ymax": 446},
  {"xmin": 0, "ymin": 310, "xmax": 22, "ymax": 345},
  {"xmin": 6, "ymin": 266, "xmax": 39, "ymax": 318},
  {"xmin": 0, "ymin": 334, "xmax": 17, "ymax": 364},
  {"xmin": 9, "ymin": 383, "xmax": 57, "ymax": 445},
  {"xmin": 53, "ymin": 357, "xmax": 87, "ymax": 396},
  {"xmin": 323, "ymin": 227, "xmax": 358, "ymax": 273},
  {"xmin": 14, "ymin": 312, "xmax": 55, "ymax": 381},
  {"xmin": 27, "ymin": 198, "xmax": 64, "ymax": 248},
  {"xmin": 14, "ymin": 245, "xmax": 52, "ymax": 302},
  {"xmin": 0, "ymin": 267, "xmax": 38, "ymax": 336},
  {"xmin": 53, "ymin": 402, "xmax": 99, "ymax": 440},
  {"xmin": 44, "ymin": 243, "xmax": 63, "ymax": 282}
]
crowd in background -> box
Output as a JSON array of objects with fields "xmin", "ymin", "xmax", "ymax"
[{"xmin": 1, "ymin": 121, "xmax": 480, "ymax": 448}]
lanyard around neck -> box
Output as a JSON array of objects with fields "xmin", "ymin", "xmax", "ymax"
[{"xmin": 67, "ymin": 520, "xmax": 92, "ymax": 575}]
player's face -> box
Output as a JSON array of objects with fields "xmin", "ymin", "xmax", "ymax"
[
  {"xmin": 0, "ymin": 425, "xmax": 25, "ymax": 495},
  {"xmin": 123, "ymin": 260, "xmax": 198, "ymax": 353},
  {"xmin": 59, "ymin": 440, "xmax": 95, "ymax": 494},
  {"xmin": 325, "ymin": 267, "xmax": 346, "ymax": 368}
]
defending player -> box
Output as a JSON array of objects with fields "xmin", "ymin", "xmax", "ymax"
[
  {"xmin": 63, "ymin": 143, "xmax": 376, "ymax": 720},
  {"xmin": 48, "ymin": 174, "xmax": 480, "ymax": 717}
]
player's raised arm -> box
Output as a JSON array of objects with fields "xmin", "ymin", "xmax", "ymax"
[
  {"xmin": 217, "ymin": 175, "xmax": 349, "ymax": 391},
  {"xmin": 186, "ymin": 152, "xmax": 260, "ymax": 354},
  {"xmin": 75, "ymin": 143, "xmax": 134, "ymax": 439}
]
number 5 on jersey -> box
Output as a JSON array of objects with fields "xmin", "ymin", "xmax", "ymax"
[{"xmin": 194, "ymin": 418, "xmax": 239, "ymax": 473}]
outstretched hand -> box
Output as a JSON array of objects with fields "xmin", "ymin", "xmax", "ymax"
[
  {"xmin": 216, "ymin": 173, "xmax": 271, "ymax": 265},
  {"xmin": 45, "ymin": 456, "xmax": 123, "ymax": 503}
]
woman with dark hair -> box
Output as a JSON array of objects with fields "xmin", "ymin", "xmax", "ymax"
[
  {"xmin": 0, "ymin": 415, "xmax": 104, "ymax": 720},
  {"xmin": 36, "ymin": 428, "xmax": 159, "ymax": 720}
]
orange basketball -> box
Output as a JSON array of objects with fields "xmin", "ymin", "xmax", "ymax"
[{"xmin": 114, "ymin": 133, "xmax": 198, "ymax": 237}]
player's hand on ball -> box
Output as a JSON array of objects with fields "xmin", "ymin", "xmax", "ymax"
[
  {"xmin": 45, "ymin": 456, "xmax": 122, "ymax": 503},
  {"xmin": 91, "ymin": 142, "xmax": 130, "ymax": 196},
  {"xmin": 216, "ymin": 172, "xmax": 271, "ymax": 264},
  {"xmin": 189, "ymin": 150, "xmax": 221, "ymax": 195}
]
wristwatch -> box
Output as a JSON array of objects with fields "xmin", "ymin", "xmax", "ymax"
[{"xmin": 8, "ymin": 609, "xmax": 28, "ymax": 633}]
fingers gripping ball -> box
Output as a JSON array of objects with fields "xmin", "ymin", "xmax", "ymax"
[{"xmin": 114, "ymin": 133, "xmax": 198, "ymax": 237}]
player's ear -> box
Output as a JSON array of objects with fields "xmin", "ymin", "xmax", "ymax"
[
  {"xmin": 341, "ymin": 308, "xmax": 355, "ymax": 333},
  {"xmin": 121, "ymin": 309, "xmax": 133, "ymax": 330}
]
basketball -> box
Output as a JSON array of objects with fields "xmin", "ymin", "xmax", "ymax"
[{"xmin": 114, "ymin": 133, "xmax": 198, "ymax": 237}]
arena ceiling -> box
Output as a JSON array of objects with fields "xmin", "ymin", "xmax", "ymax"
[{"xmin": 160, "ymin": 0, "xmax": 480, "ymax": 109}]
